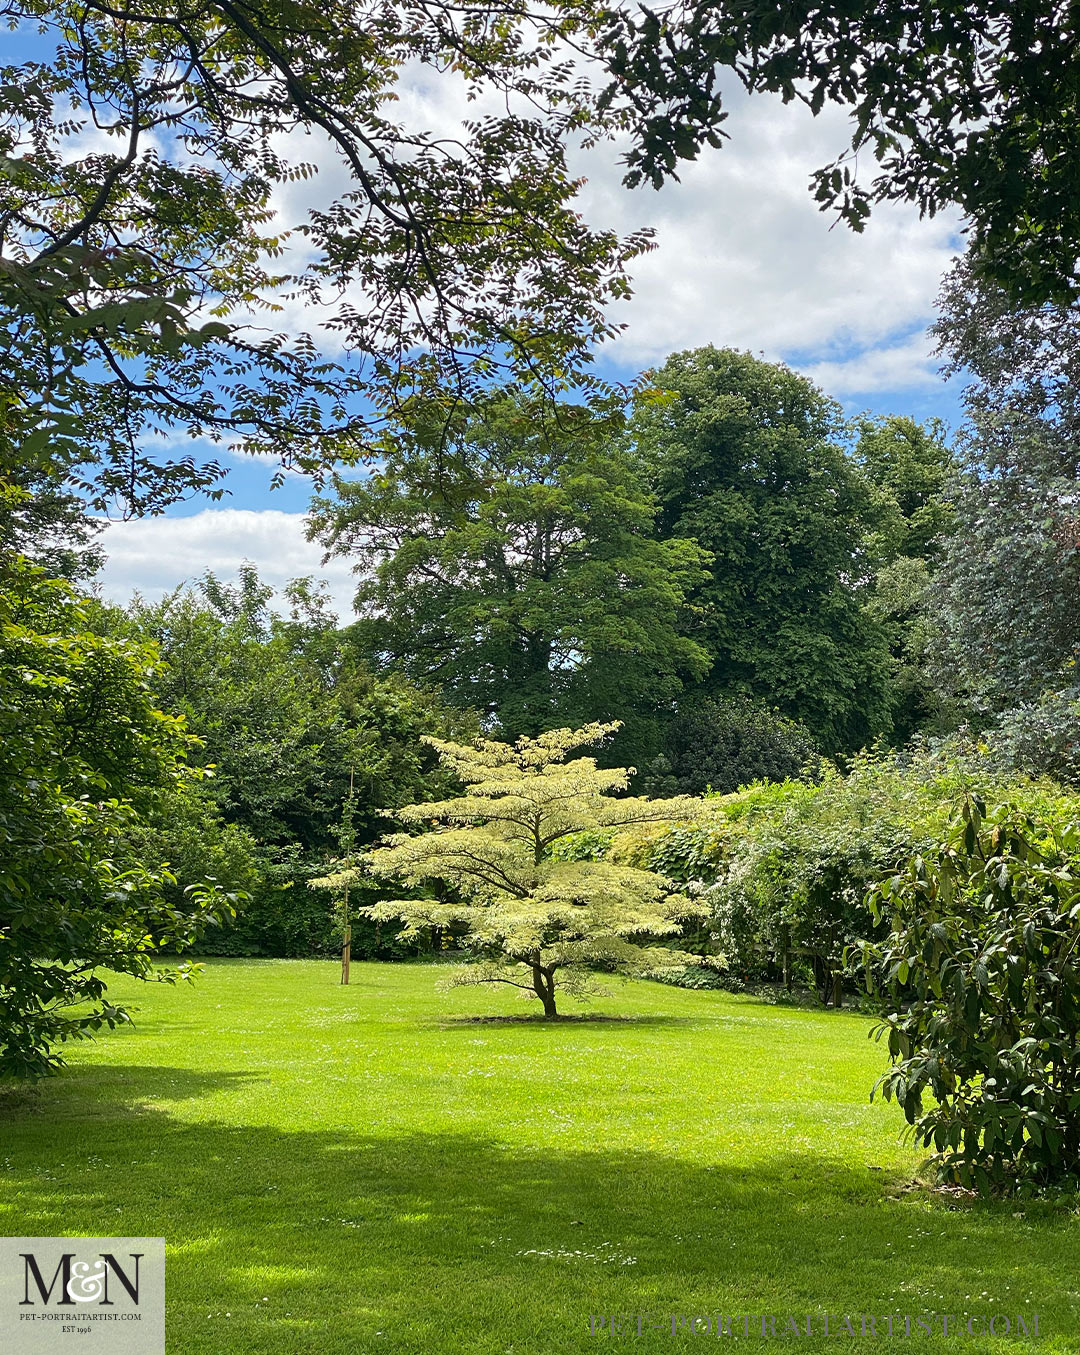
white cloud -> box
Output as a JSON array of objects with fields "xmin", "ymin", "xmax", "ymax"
[
  {"xmin": 51, "ymin": 45, "xmax": 964, "ymax": 405},
  {"xmin": 93, "ymin": 510, "xmax": 359, "ymax": 621},
  {"xmin": 88, "ymin": 89, "xmax": 963, "ymax": 611},
  {"xmin": 257, "ymin": 71, "xmax": 961, "ymax": 397},
  {"xmin": 91, "ymin": 81, "xmax": 966, "ymax": 608},
  {"xmin": 571, "ymin": 91, "xmax": 962, "ymax": 381},
  {"xmin": 799, "ymin": 332, "xmax": 944, "ymax": 398}
]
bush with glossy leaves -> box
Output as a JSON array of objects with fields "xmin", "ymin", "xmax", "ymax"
[{"xmin": 862, "ymin": 796, "xmax": 1080, "ymax": 1193}]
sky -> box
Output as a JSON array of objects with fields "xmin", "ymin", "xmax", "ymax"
[{"xmin": 90, "ymin": 65, "xmax": 968, "ymax": 623}]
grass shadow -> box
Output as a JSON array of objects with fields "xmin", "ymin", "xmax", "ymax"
[
  {"xmin": 2, "ymin": 1067, "xmax": 1076, "ymax": 1353},
  {"xmin": 0, "ymin": 1065, "xmax": 268, "ymax": 1123},
  {"xmin": 433, "ymin": 1013, "xmax": 699, "ymax": 1028}
]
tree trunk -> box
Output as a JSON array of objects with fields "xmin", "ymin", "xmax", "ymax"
[
  {"xmin": 532, "ymin": 963, "xmax": 558, "ymax": 1018},
  {"xmin": 813, "ymin": 954, "xmax": 828, "ymax": 1004}
]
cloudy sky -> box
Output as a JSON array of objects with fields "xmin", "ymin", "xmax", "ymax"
[{"xmin": 94, "ymin": 70, "xmax": 966, "ymax": 623}]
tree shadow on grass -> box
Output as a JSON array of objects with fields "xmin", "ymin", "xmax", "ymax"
[
  {"xmin": 0, "ymin": 1065, "xmax": 268, "ymax": 1124},
  {"xmin": 434, "ymin": 1013, "xmax": 699, "ymax": 1027},
  {"xmin": 1, "ymin": 1066, "xmax": 1076, "ymax": 1355}
]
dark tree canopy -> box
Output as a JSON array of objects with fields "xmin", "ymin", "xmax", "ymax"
[
  {"xmin": 854, "ymin": 415, "xmax": 955, "ymax": 741},
  {"xmin": 647, "ymin": 694, "xmax": 819, "ymax": 796},
  {"xmin": 0, "ymin": 0, "xmax": 648, "ymax": 513},
  {"xmin": 112, "ymin": 564, "xmax": 468, "ymax": 851},
  {"xmin": 633, "ymin": 347, "xmax": 892, "ymax": 753}
]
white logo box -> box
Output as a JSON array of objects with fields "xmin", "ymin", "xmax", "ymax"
[{"xmin": 0, "ymin": 1238, "xmax": 164, "ymax": 1354}]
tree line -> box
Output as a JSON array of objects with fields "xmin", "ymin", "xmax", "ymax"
[{"xmin": 6, "ymin": 250, "xmax": 1080, "ymax": 1076}]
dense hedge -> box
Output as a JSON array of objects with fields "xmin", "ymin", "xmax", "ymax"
[
  {"xmin": 601, "ymin": 748, "xmax": 1080, "ymax": 1005},
  {"xmin": 190, "ymin": 852, "xmax": 427, "ymax": 960}
]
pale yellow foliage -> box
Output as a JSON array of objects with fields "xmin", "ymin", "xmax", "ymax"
[{"xmin": 324, "ymin": 722, "xmax": 714, "ymax": 1014}]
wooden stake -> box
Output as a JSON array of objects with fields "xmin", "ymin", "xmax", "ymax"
[
  {"xmin": 341, "ymin": 765, "xmax": 354, "ymax": 986},
  {"xmin": 341, "ymin": 923, "xmax": 351, "ymax": 985}
]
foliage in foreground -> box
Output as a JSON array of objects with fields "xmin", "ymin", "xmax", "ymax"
[
  {"xmin": 607, "ymin": 8, "xmax": 1080, "ymax": 307},
  {"xmin": 2, "ymin": 0, "xmax": 655, "ymax": 512},
  {"xmin": 319, "ymin": 724, "xmax": 711, "ymax": 1016},
  {"xmin": 0, "ymin": 554, "xmax": 232, "ymax": 1079},
  {"xmin": 7, "ymin": 0, "xmax": 1068, "ymax": 534},
  {"xmin": 863, "ymin": 797, "xmax": 1080, "ymax": 1193}
]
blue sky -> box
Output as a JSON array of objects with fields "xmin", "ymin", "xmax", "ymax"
[
  {"xmin": 161, "ymin": 358, "xmax": 967, "ymax": 522},
  {"xmin": 83, "ymin": 64, "xmax": 969, "ymax": 618}
]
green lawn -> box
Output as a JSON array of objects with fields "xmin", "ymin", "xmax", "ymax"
[{"xmin": 2, "ymin": 961, "xmax": 1076, "ymax": 1353}]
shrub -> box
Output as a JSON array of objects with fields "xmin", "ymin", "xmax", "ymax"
[
  {"xmin": 861, "ymin": 796, "xmax": 1080, "ymax": 1193},
  {"xmin": 701, "ymin": 753, "xmax": 1022, "ymax": 1003},
  {"xmin": 646, "ymin": 695, "xmax": 819, "ymax": 796},
  {"xmin": 634, "ymin": 820, "xmax": 729, "ymax": 886},
  {"xmin": 647, "ymin": 961, "xmax": 731, "ymax": 991},
  {"xmin": 986, "ymin": 688, "xmax": 1080, "ymax": 786},
  {"xmin": 699, "ymin": 766, "xmax": 917, "ymax": 1000}
]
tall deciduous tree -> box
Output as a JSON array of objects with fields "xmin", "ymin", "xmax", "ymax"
[
  {"xmin": 854, "ymin": 415, "xmax": 956, "ymax": 741},
  {"xmin": 331, "ymin": 723, "xmax": 708, "ymax": 1017},
  {"xmin": 855, "ymin": 416, "xmax": 955, "ymax": 567},
  {"xmin": 633, "ymin": 347, "xmax": 892, "ymax": 753},
  {"xmin": 114, "ymin": 564, "xmax": 469, "ymax": 852},
  {"xmin": 309, "ymin": 392, "xmax": 710, "ymax": 761},
  {"xmin": 936, "ymin": 252, "xmax": 1080, "ymax": 447},
  {"xmin": 929, "ymin": 256, "xmax": 1080, "ymax": 717}
]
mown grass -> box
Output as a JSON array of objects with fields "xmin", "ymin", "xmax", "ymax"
[{"xmin": 2, "ymin": 960, "xmax": 1077, "ymax": 1353}]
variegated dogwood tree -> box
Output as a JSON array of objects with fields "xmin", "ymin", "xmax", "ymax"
[{"xmin": 318, "ymin": 723, "xmax": 711, "ymax": 1016}]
